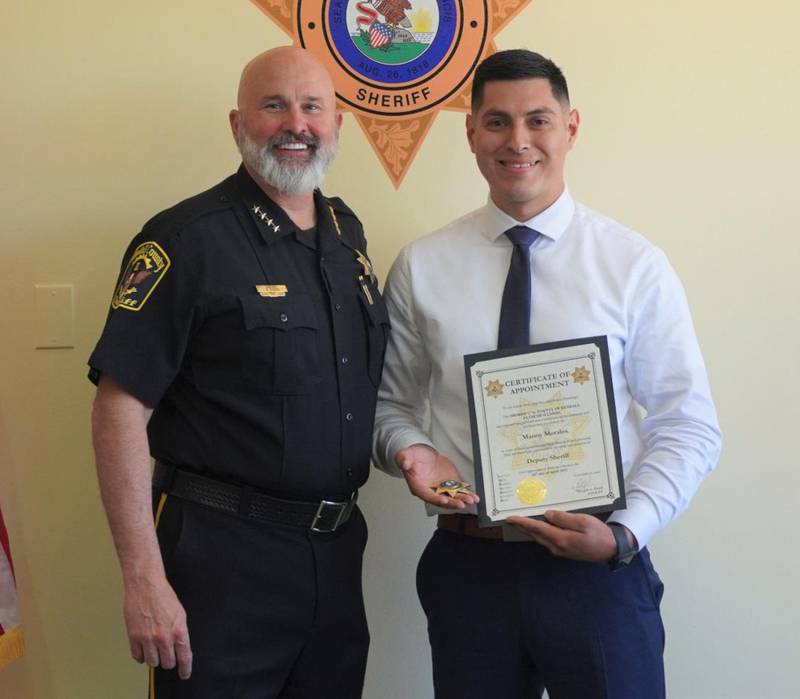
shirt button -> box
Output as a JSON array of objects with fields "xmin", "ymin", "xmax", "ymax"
[
  {"xmin": 345, "ymin": 412, "xmax": 354, "ymax": 422},
  {"xmin": 347, "ymin": 468, "xmax": 354, "ymax": 477},
  {"xmin": 341, "ymin": 356, "xmax": 349, "ymax": 364},
  {"xmin": 335, "ymin": 303, "xmax": 342, "ymax": 311},
  {"xmin": 280, "ymin": 313, "xmax": 288, "ymax": 322}
]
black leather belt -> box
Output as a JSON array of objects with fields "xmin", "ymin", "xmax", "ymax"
[{"xmin": 153, "ymin": 462, "xmax": 357, "ymax": 534}]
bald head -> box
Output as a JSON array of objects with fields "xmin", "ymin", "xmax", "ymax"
[
  {"xmin": 236, "ymin": 46, "xmax": 336, "ymax": 110},
  {"xmin": 230, "ymin": 46, "xmax": 342, "ymax": 198}
]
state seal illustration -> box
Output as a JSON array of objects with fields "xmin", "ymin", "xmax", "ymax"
[{"xmin": 251, "ymin": 0, "xmax": 534, "ymax": 186}]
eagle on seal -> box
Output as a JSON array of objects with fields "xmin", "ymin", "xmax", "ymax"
[{"xmin": 372, "ymin": 0, "xmax": 412, "ymax": 28}]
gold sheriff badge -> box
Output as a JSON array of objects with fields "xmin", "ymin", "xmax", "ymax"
[
  {"xmin": 251, "ymin": 0, "xmax": 534, "ymax": 187},
  {"xmin": 433, "ymin": 479, "xmax": 473, "ymax": 497}
]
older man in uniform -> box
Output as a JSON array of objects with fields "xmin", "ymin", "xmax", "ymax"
[{"xmin": 90, "ymin": 47, "xmax": 389, "ymax": 698}]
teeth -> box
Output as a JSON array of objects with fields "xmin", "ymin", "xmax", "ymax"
[
  {"xmin": 278, "ymin": 143, "xmax": 309, "ymax": 150},
  {"xmin": 505, "ymin": 162, "xmax": 532, "ymax": 169}
]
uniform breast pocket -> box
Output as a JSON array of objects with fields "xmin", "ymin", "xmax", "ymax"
[
  {"xmin": 239, "ymin": 294, "xmax": 322, "ymax": 394},
  {"xmin": 358, "ymin": 284, "xmax": 391, "ymax": 387}
]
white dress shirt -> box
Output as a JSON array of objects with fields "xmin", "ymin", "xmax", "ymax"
[{"xmin": 373, "ymin": 188, "xmax": 721, "ymax": 548}]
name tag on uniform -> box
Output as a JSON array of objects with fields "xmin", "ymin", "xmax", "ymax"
[{"xmin": 256, "ymin": 284, "xmax": 288, "ymax": 298}]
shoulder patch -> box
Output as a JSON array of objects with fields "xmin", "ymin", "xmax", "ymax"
[{"xmin": 111, "ymin": 241, "xmax": 171, "ymax": 312}]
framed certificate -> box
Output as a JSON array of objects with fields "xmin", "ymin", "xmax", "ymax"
[{"xmin": 464, "ymin": 336, "xmax": 625, "ymax": 526}]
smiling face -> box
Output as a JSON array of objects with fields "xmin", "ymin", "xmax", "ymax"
[
  {"xmin": 466, "ymin": 78, "xmax": 579, "ymax": 221},
  {"xmin": 230, "ymin": 47, "xmax": 343, "ymax": 197}
]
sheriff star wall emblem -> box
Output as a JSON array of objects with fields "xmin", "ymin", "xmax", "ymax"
[{"xmin": 251, "ymin": 0, "xmax": 534, "ymax": 187}]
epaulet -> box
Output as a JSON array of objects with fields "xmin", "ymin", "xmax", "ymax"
[{"xmin": 141, "ymin": 175, "xmax": 237, "ymax": 237}]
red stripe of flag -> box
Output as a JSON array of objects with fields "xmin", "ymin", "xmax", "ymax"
[{"xmin": 0, "ymin": 509, "xmax": 14, "ymax": 582}]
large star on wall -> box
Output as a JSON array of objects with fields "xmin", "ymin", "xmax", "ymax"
[{"xmin": 251, "ymin": 0, "xmax": 533, "ymax": 187}]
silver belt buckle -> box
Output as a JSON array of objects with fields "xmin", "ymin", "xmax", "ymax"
[{"xmin": 310, "ymin": 499, "xmax": 349, "ymax": 533}]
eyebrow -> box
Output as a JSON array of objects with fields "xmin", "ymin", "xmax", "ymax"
[
  {"xmin": 260, "ymin": 94, "xmax": 324, "ymax": 103},
  {"xmin": 482, "ymin": 107, "xmax": 557, "ymax": 118}
]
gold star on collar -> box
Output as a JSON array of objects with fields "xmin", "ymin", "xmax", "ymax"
[{"xmin": 252, "ymin": 205, "xmax": 281, "ymax": 234}]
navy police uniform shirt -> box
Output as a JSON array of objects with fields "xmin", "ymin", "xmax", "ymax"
[{"xmin": 88, "ymin": 166, "xmax": 389, "ymax": 501}]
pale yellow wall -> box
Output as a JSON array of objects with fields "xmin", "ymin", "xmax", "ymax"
[{"xmin": 1, "ymin": 1, "xmax": 798, "ymax": 697}]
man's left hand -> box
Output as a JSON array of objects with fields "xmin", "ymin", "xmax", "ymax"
[{"xmin": 506, "ymin": 511, "xmax": 628, "ymax": 562}]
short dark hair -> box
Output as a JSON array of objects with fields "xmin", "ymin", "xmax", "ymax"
[{"xmin": 471, "ymin": 49, "xmax": 570, "ymax": 110}]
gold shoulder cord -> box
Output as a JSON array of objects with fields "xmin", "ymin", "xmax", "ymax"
[{"xmin": 328, "ymin": 205, "xmax": 343, "ymax": 237}]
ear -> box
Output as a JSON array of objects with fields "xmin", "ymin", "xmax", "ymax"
[
  {"xmin": 335, "ymin": 110, "xmax": 343, "ymax": 131},
  {"xmin": 567, "ymin": 108, "xmax": 580, "ymax": 148},
  {"xmin": 466, "ymin": 113, "xmax": 476, "ymax": 153},
  {"xmin": 229, "ymin": 109, "xmax": 241, "ymax": 144}
]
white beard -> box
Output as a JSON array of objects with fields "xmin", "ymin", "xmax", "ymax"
[{"xmin": 238, "ymin": 130, "xmax": 338, "ymax": 195}]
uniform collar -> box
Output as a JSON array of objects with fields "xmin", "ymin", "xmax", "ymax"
[
  {"xmin": 481, "ymin": 187, "xmax": 575, "ymax": 244},
  {"xmin": 315, "ymin": 190, "xmax": 362, "ymax": 257},
  {"xmin": 236, "ymin": 165, "xmax": 298, "ymax": 246},
  {"xmin": 314, "ymin": 190, "xmax": 343, "ymax": 254},
  {"xmin": 235, "ymin": 165, "xmax": 354, "ymax": 256}
]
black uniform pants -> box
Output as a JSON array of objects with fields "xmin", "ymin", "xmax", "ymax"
[
  {"xmin": 149, "ymin": 492, "xmax": 370, "ymax": 698},
  {"xmin": 417, "ymin": 529, "xmax": 666, "ymax": 699}
]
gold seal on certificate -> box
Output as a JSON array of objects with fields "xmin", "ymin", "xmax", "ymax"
[
  {"xmin": 464, "ymin": 336, "xmax": 625, "ymax": 526},
  {"xmin": 516, "ymin": 477, "xmax": 547, "ymax": 505}
]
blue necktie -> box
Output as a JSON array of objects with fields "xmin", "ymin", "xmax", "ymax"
[{"xmin": 497, "ymin": 225, "xmax": 539, "ymax": 349}]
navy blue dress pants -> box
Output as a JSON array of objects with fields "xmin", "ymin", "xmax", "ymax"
[
  {"xmin": 417, "ymin": 528, "xmax": 666, "ymax": 699},
  {"xmin": 149, "ymin": 492, "xmax": 369, "ymax": 698}
]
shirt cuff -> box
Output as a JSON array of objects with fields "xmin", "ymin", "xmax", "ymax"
[{"xmin": 606, "ymin": 497, "xmax": 660, "ymax": 550}]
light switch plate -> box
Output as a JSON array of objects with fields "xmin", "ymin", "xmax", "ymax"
[{"xmin": 34, "ymin": 284, "xmax": 75, "ymax": 349}]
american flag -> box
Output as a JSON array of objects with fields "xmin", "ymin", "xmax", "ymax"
[
  {"xmin": 0, "ymin": 505, "xmax": 24, "ymax": 670},
  {"xmin": 369, "ymin": 21, "xmax": 393, "ymax": 48}
]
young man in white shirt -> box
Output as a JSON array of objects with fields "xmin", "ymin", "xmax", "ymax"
[{"xmin": 373, "ymin": 49, "xmax": 721, "ymax": 698}]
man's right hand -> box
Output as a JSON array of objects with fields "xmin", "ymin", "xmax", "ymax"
[
  {"xmin": 395, "ymin": 444, "xmax": 480, "ymax": 509},
  {"xmin": 92, "ymin": 376, "xmax": 193, "ymax": 680},
  {"xmin": 123, "ymin": 573, "xmax": 193, "ymax": 680}
]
